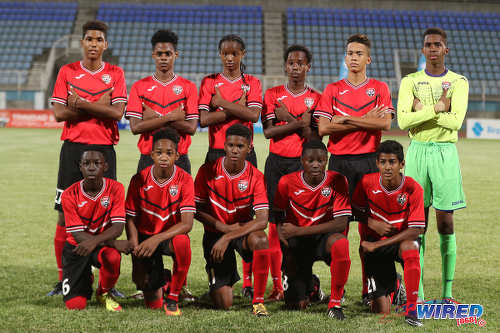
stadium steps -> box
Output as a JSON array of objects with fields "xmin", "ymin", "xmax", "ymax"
[
  {"xmin": 70, "ymin": 6, "xmax": 97, "ymax": 48},
  {"xmin": 263, "ymin": 12, "xmax": 284, "ymax": 75}
]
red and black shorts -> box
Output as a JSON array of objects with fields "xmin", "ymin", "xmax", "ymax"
[{"xmin": 364, "ymin": 243, "xmax": 402, "ymax": 300}]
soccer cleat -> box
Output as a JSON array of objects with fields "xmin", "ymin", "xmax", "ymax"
[
  {"xmin": 109, "ymin": 287, "xmax": 126, "ymax": 299},
  {"xmin": 128, "ymin": 290, "xmax": 144, "ymax": 300},
  {"xmin": 327, "ymin": 306, "xmax": 345, "ymax": 320},
  {"xmin": 252, "ymin": 303, "xmax": 269, "ymax": 317},
  {"xmin": 392, "ymin": 273, "xmax": 407, "ymax": 306},
  {"xmin": 180, "ymin": 286, "xmax": 196, "ymax": 302},
  {"xmin": 405, "ymin": 311, "xmax": 423, "ymax": 327},
  {"xmin": 361, "ymin": 293, "xmax": 371, "ymax": 307},
  {"xmin": 164, "ymin": 300, "xmax": 182, "ymax": 316},
  {"xmin": 47, "ymin": 281, "xmax": 63, "ymax": 296},
  {"xmin": 242, "ymin": 286, "xmax": 254, "ymax": 300},
  {"xmin": 309, "ymin": 274, "xmax": 326, "ymax": 303},
  {"xmin": 96, "ymin": 292, "xmax": 123, "ymax": 312},
  {"xmin": 266, "ymin": 289, "xmax": 284, "ymax": 302}
]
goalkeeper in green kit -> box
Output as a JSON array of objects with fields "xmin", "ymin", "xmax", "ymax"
[{"xmin": 397, "ymin": 27, "xmax": 468, "ymax": 302}]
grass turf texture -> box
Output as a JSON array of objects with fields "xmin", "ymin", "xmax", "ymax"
[{"xmin": 0, "ymin": 128, "xmax": 498, "ymax": 332}]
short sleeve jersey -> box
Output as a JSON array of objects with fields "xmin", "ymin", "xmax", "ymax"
[
  {"xmin": 314, "ymin": 78, "xmax": 393, "ymax": 155},
  {"xmin": 50, "ymin": 61, "xmax": 127, "ymax": 145},
  {"xmin": 194, "ymin": 157, "xmax": 268, "ymax": 233},
  {"xmin": 125, "ymin": 165, "xmax": 196, "ymax": 235},
  {"xmin": 62, "ymin": 178, "xmax": 126, "ymax": 246},
  {"xmin": 274, "ymin": 170, "xmax": 351, "ymax": 227},
  {"xmin": 352, "ymin": 173, "xmax": 425, "ymax": 240},
  {"xmin": 198, "ymin": 73, "xmax": 263, "ymax": 149},
  {"xmin": 262, "ymin": 85, "xmax": 321, "ymax": 157},
  {"xmin": 125, "ymin": 74, "xmax": 199, "ymax": 155}
]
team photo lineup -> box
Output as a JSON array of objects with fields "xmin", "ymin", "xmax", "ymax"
[{"xmin": 36, "ymin": 13, "xmax": 475, "ymax": 328}]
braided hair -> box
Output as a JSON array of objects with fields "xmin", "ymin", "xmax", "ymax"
[{"xmin": 218, "ymin": 34, "xmax": 248, "ymax": 89}]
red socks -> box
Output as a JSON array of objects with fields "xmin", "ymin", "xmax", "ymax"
[
  {"xmin": 96, "ymin": 247, "xmax": 121, "ymax": 295},
  {"xmin": 54, "ymin": 225, "xmax": 66, "ymax": 281},
  {"xmin": 252, "ymin": 249, "xmax": 270, "ymax": 304},
  {"xmin": 268, "ymin": 223, "xmax": 283, "ymax": 291},
  {"xmin": 329, "ymin": 238, "xmax": 351, "ymax": 309},
  {"xmin": 167, "ymin": 235, "xmax": 191, "ymax": 302},
  {"xmin": 402, "ymin": 249, "xmax": 420, "ymax": 314},
  {"xmin": 145, "ymin": 297, "xmax": 163, "ymax": 309},
  {"xmin": 242, "ymin": 260, "xmax": 252, "ymax": 288},
  {"xmin": 65, "ymin": 296, "xmax": 87, "ymax": 310}
]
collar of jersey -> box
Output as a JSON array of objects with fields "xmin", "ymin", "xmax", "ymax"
[
  {"xmin": 220, "ymin": 73, "xmax": 242, "ymax": 83},
  {"xmin": 424, "ymin": 68, "xmax": 448, "ymax": 77},
  {"xmin": 152, "ymin": 73, "xmax": 177, "ymax": 86},
  {"xmin": 300, "ymin": 171, "xmax": 327, "ymax": 191},
  {"xmin": 221, "ymin": 157, "xmax": 247, "ymax": 179},
  {"xmin": 343, "ymin": 77, "xmax": 369, "ymax": 89},
  {"xmin": 80, "ymin": 178, "xmax": 106, "ymax": 200},
  {"xmin": 151, "ymin": 165, "xmax": 176, "ymax": 187},
  {"xmin": 285, "ymin": 84, "xmax": 309, "ymax": 97},
  {"xmin": 79, "ymin": 61, "xmax": 105, "ymax": 75},
  {"xmin": 378, "ymin": 174, "xmax": 405, "ymax": 194}
]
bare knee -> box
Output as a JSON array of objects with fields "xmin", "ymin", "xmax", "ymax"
[
  {"xmin": 436, "ymin": 210, "xmax": 454, "ymax": 234},
  {"xmin": 400, "ymin": 239, "xmax": 419, "ymax": 253},
  {"xmin": 211, "ymin": 287, "xmax": 233, "ymax": 310},
  {"xmin": 247, "ymin": 231, "xmax": 269, "ymax": 251},
  {"xmin": 326, "ymin": 233, "xmax": 346, "ymax": 252}
]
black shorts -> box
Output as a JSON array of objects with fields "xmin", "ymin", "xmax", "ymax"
[
  {"xmin": 137, "ymin": 153, "xmax": 192, "ymax": 174},
  {"xmin": 328, "ymin": 152, "xmax": 377, "ymax": 197},
  {"xmin": 364, "ymin": 243, "xmax": 402, "ymax": 300},
  {"xmin": 132, "ymin": 233, "xmax": 174, "ymax": 292},
  {"xmin": 280, "ymin": 233, "xmax": 333, "ymax": 303},
  {"xmin": 264, "ymin": 153, "xmax": 302, "ymax": 222},
  {"xmin": 205, "ymin": 147, "xmax": 257, "ymax": 168},
  {"xmin": 54, "ymin": 141, "xmax": 116, "ymax": 211},
  {"xmin": 203, "ymin": 231, "xmax": 253, "ymax": 291},
  {"xmin": 62, "ymin": 243, "xmax": 109, "ymax": 302}
]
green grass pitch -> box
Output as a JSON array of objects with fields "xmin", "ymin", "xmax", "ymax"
[{"xmin": 0, "ymin": 128, "xmax": 498, "ymax": 332}]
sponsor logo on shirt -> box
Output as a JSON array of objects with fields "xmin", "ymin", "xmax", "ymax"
[
  {"xmin": 147, "ymin": 85, "xmax": 157, "ymax": 92},
  {"xmin": 215, "ymin": 82, "xmax": 224, "ymax": 88},
  {"xmin": 277, "ymin": 95, "xmax": 287, "ymax": 101},
  {"xmin": 78, "ymin": 201, "xmax": 87, "ymax": 208},
  {"xmin": 294, "ymin": 189, "xmax": 305, "ymax": 196},
  {"xmin": 372, "ymin": 190, "xmax": 382, "ymax": 194},
  {"xmin": 144, "ymin": 185, "xmax": 153, "ymax": 191},
  {"xmin": 74, "ymin": 74, "xmax": 85, "ymax": 79},
  {"xmin": 339, "ymin": 89, "xmax": 349, "ymax": 95}
]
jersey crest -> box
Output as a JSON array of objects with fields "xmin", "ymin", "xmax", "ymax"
[
  {"xmin": 321, "ymin": 186, "xmax": 332, "ymax": 197},
  {"xmin": 101, "ymin": 74, "xmax": 111, "ymax": 84},
  {"xmin": 238, "ymin": 180, "xmax": 249, "ymax": 192},
  {"xmin": 173, "ymin": 85, "xmax": 183, "ymax": 95},
  {"xmin": 304, "ymin": 97, "xmax": 315, "ymax": 108},
  {"xmin": 169, "ymin": 185, "xmax": 179, "ymax": 197},
  {"xmin": 101, "ymin": 196, "xmax": 110, "ymax": 208},
  {"xmin": 366, "ymin": 87, "xmax": 375, "ymax": 97}
]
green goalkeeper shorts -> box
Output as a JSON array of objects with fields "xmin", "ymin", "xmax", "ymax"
[{"xmin": 405, "ymin": 140, "xmax": 466, "ymax": 211}]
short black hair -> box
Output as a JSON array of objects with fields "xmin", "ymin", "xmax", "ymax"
[
  {"xmin": 82, "ymin": 20, "xmax": 108, "ymax": 40},
  {"xmin": 423, "ymin": 27, "xmax": 447, "ymax": 46},
  {"xmin": 80, "ymin": 147, "xmax": 106, "ymax": 162},
  {"xmin": 302, "ymin": 139, "xmax": 327, "ymax": 156},
  {"xmin": 284, "ymin": 44, "xmax": 312, "ymax": 64},
  {"xmin": 346, "ymin": 33, "xmax": 371, "ymax": 51},
  {"xmin": 151, "ymin": 29, "xmax": 178, "ymax": 50},
  {"xmin": 225, "ymin": 124, "xmax": 251, "ymax": 143},
  {"xmin": 376, "ymin": 140, "xmax": 404, "ymax": 162},
  {"xmin": 152, "ymin": 127, "xmax": 180, "ymax": 150}
]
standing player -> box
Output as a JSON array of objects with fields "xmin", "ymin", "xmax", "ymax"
[
  {"xmin": 61, "ymin": 148, "xmax": 128, "ymax": 311},
  {"xmin": 198, "ymin": 34, "xmax": 263, "ymax": 297},
  {"xmin": 315, "ymin": 34, "xmax": 393, "ymax": 302},
  {"xmin": 49, "ymin": 20, "xmax": 127, "ymax": 296},
  {"xmin": 125, "ymin": 128, "xmax": 194, "ymax": 316},
  {"xmin": 262, "ymin": 45, "xmax": 320, "ymax": 301},
  {"xmin": 194, "ymin": 124, "xmax": 271, "ymax": 316},
  {"xmin": 353, "ymin": 140, "xmax": 425, "ymax": 327},
  {"xmin": 273, "ymin": 140, "xmax": 351, "ymax": 319},
  {"xmin": 126, "ymin": 30, "xmax": 198, "ymax": 174},
  {"xmin": 397, "ymin": 28, "xmax": 468, "ymax": 302}
]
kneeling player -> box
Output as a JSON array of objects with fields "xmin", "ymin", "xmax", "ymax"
[
  {"xmin": 125, "ymin": 128, "xmax": 194, "ymax": 316},
  {"xmin": 353, "ymin": 140, "xmax": 424, "ymax": 327},
  {"xmin": 194, "ymin": 124, "xmax": 271, "ymax": 316},
  {"xmin": 273, "ymin": 140, "xmax": 351, "ymax": 319},
  {"xmin": 61, "ymin": 149, "xmax": 127, "ymax": 311}
]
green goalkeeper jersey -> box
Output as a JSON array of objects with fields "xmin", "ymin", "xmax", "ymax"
[{"xmin": 397, "ymin": 69, "xmax": 468, "ymax": 143}]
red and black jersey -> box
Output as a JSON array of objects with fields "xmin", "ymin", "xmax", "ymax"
[
  {"xmin": 274, "ymin": 170, "xmax": 351, "ymax": 227},
  {"xmin": 50, "ymin": 61, "xmax": 127, "ymax": 145},
  {"xmin": 352, "ymin": 172, "xmax": 425, "ymax": 241},
  {"xmin": 62, "ymin": 178, "xmax": 126, "ymax": 246},
  {"xmin": 125, "ymin": 74, "xmax": 199, "ymax": 155},
  {"xmin": 194, "ymin": 157, "xmax": 268, "ymax": 233},
  {"xmin": 262, "ymin": 85, "xmax": 321, "ymax": 158},
  {"xmin": 125, "ymin": 165, "xmax": 195, "ymax": 236},
  {"xmin": 314, "ymin": 78, "xmax": 393, "ymax": 155},
  {"xmin": 198, "ymin": 73, "xmax": 262, "ymax": 149}
]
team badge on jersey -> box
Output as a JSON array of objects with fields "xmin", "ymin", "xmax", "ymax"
[
  {"xmin": 101, "ymin": 196, "xmax": 110, "ymax": 208},
  {"xmin": 238, "ymin": 180, "xmax": 249, "ymax": 192},
  {"xmin": 169, "ymin": 185, "xmax": 178, "ymax": 197},
  {"xmin": 101, "ymin": 74, "xmax": 111, "ymax": 85},
  {"xmin": 321, "ymin": 187, "xmax": 331, "ymax": 197},
  {"xmin": 366, "ymin": 88, "xmax": 375, "ymax": 97},
  {"xmin": 442, "ymin": 81, "xmax": 451, "ymax": 89},
  {"xmin": 241, "ymin": 84, "xmax": 250, "ymax": 93},
  {"xmin": 173, "ymin": 85, "xmax": 183, "ymax": 95},
  {"xmin": 397, "ymin": 193, "xmax": 407, "ymax": 206},
  {"xmin": 304, "ymin": 97, "xmax": 315, "ymax": 108}
]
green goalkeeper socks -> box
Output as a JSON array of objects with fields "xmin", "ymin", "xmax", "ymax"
[
  {"xmin": 440, "ymin": 233, "xmax": 456, "ymax": 299},
  {"xmin": 418, "ymin": 233, "xmax": 425, "ymax": 300}
]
